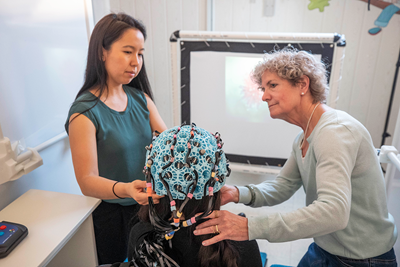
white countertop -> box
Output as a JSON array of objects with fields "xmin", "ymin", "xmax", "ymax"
[{"xmin": 0, "ymin": 189, "xmax": 100, "ymax": 266}]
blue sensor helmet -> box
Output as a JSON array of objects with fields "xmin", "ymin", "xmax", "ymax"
[
  {"xmin": 143, "ymin": 123, "xmax": 231, "ymax": 229},
  {"xmin": 145, "ymin": 125, "xmax": 229, "ymax": 200}
]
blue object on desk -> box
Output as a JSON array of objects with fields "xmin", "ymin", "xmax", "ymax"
[{"xmin": 0, "ymin": 221, "xmax": 28, "ymax": 258}]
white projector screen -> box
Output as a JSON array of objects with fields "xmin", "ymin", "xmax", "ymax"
[{"xmin": 172, "ymin": 34, "xmax": 345, "ymax": 167}]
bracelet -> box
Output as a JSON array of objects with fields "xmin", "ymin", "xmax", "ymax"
[
  {"xmin": 112, "ymin": 181, "xmax": 124, "ymax": 199},
  {"xmin": 244, "ymin": 185, "xmax": 256, "ymax": 206}
]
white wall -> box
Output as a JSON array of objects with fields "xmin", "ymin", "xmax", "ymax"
[{"xmin": 0, "ymin": 0, "xmax": 91, "ymax": 210}]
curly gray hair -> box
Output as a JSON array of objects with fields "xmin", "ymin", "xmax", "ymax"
[{"xmin": 251, "ymin": 48, "xmax": 329, "ymax": 103}]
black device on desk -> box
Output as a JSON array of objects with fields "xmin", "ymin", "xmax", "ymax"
[{"xmin": 0, "ymin": 221, "xmax": 28, "ymax": 258}]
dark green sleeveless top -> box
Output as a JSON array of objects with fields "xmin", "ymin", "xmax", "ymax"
[{"xmin": 65, "ymin": 85, "xmax": 152, "ymax": 206}]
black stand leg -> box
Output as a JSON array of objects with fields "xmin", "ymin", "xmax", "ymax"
[{"xmin": 381, "ymin": 47, "xmax": 400, "ymax": 147}]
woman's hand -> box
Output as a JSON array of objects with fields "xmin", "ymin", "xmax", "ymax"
[
  {"xmin": 219, "ymin": 185, "xmax": 240, "ymax": 205},
  {"xmin": 129, "ymin": 180, "xmax": 164, "ymax": 205},
  {"xmin": 193, "ymin": 210, "xmax": 249, "ymax": 246}
]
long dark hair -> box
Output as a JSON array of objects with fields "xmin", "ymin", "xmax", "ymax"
[
  {"xmin": 137, "ymin": 192, "xmax": 239, "ymax": 267},
  {"xmin": 67, "ymin": 13, "xmax": 153, "ymax": 128}
]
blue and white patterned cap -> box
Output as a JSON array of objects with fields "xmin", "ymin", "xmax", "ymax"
[{"xmin": 145, "ymin": 125, "xmax": 229, "ymax": 200}]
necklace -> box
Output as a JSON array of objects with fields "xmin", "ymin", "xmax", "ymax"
[{"xmin": 299, "ymin": 102, "xmax": 320, "ymax": 150}]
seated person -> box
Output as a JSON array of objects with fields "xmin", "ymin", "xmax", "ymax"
[{"xmin": 111, "ymin": 123, "xmax": 262, "ymax": 267}]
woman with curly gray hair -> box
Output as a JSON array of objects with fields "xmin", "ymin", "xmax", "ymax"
[{"xmin": 194, "ymin": 49, "xmax": 397, "ymax": 267}]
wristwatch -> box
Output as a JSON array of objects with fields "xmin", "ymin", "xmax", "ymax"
[{"xmin": 244, "ymin": 185, "xmax": 256, "ymax": 206}]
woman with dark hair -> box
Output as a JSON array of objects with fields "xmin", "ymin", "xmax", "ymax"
[
  {"xmin": 111, "ymin": 124, "xmax": 262, "ymax": 267},
  {"xmin": 65, "ymin": 13, "xmax": 166, "ymax": 264}
]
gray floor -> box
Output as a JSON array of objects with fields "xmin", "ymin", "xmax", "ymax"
[{"xmin": 221, "ymin": 170, "xmax": 313, "ymax": 267}]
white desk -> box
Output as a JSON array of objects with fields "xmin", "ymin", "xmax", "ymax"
[{"xmin": 0, "ymin": 189, "xmax": 101, "ymax": 267}]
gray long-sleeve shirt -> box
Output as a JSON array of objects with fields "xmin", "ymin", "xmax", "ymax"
[{"xmin": 237, "ymin": 110, "xmax": 397, "ymax": 259}]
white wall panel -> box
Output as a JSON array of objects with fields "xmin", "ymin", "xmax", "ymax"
[
  {"xmin": 249, "ymin": 0, "xmax": 270, "ymax": 32},
  {"xmin": 119, "ymin": 0, "xmax": 136, "ymax": 17},
  {"xmin": 287, "ymin": 0, "xmax": 307, "ymax": 32},
  {"xmin": 148, "ymin": 0, "xmax": 173, "ymax": 127},
  {"xmin": 268, "ymin": 0, "xmax": 289, "ymax": 32},
  {"xmin": 109, "ymin": 0, "xmax": 121, "ymax": 11},
  {"xmin": 348, "ymin": 6, "xmax": 382, "ymax": 125},
  {"xmin": 166, "ymin": 0, "xmax": 182, "ymax": 34},
  {"xmin": 92, "ymin": 0, "xmax": 110, "ymax": 23},
  {"xmin": 321, "ymin": 0, "xmax": 346, "ymax": 33},
  {"xmin": 302, "ymin": 3, "xmax": 324, "ymax": 33},
  {"xmin": 336, "ymin": 0, "xmax": 365, "ymax": 113},
  {"xmin": 182, "ymin": 0, "xmax": 199, "ymax": 30},
  {"xmin": 198, "ymin": 0, "xmax": 208, "ymax": 30},
  {"xmin": 366, "ymin": 17, "xmax": 400, "ymax": 146},
  {"xmin": 215, "ymin": 0, "xmax": 233, "ymax": 31},
  {"xmin": 232, "ymin": 0, "xmax": 251, "ymax": 31}
]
